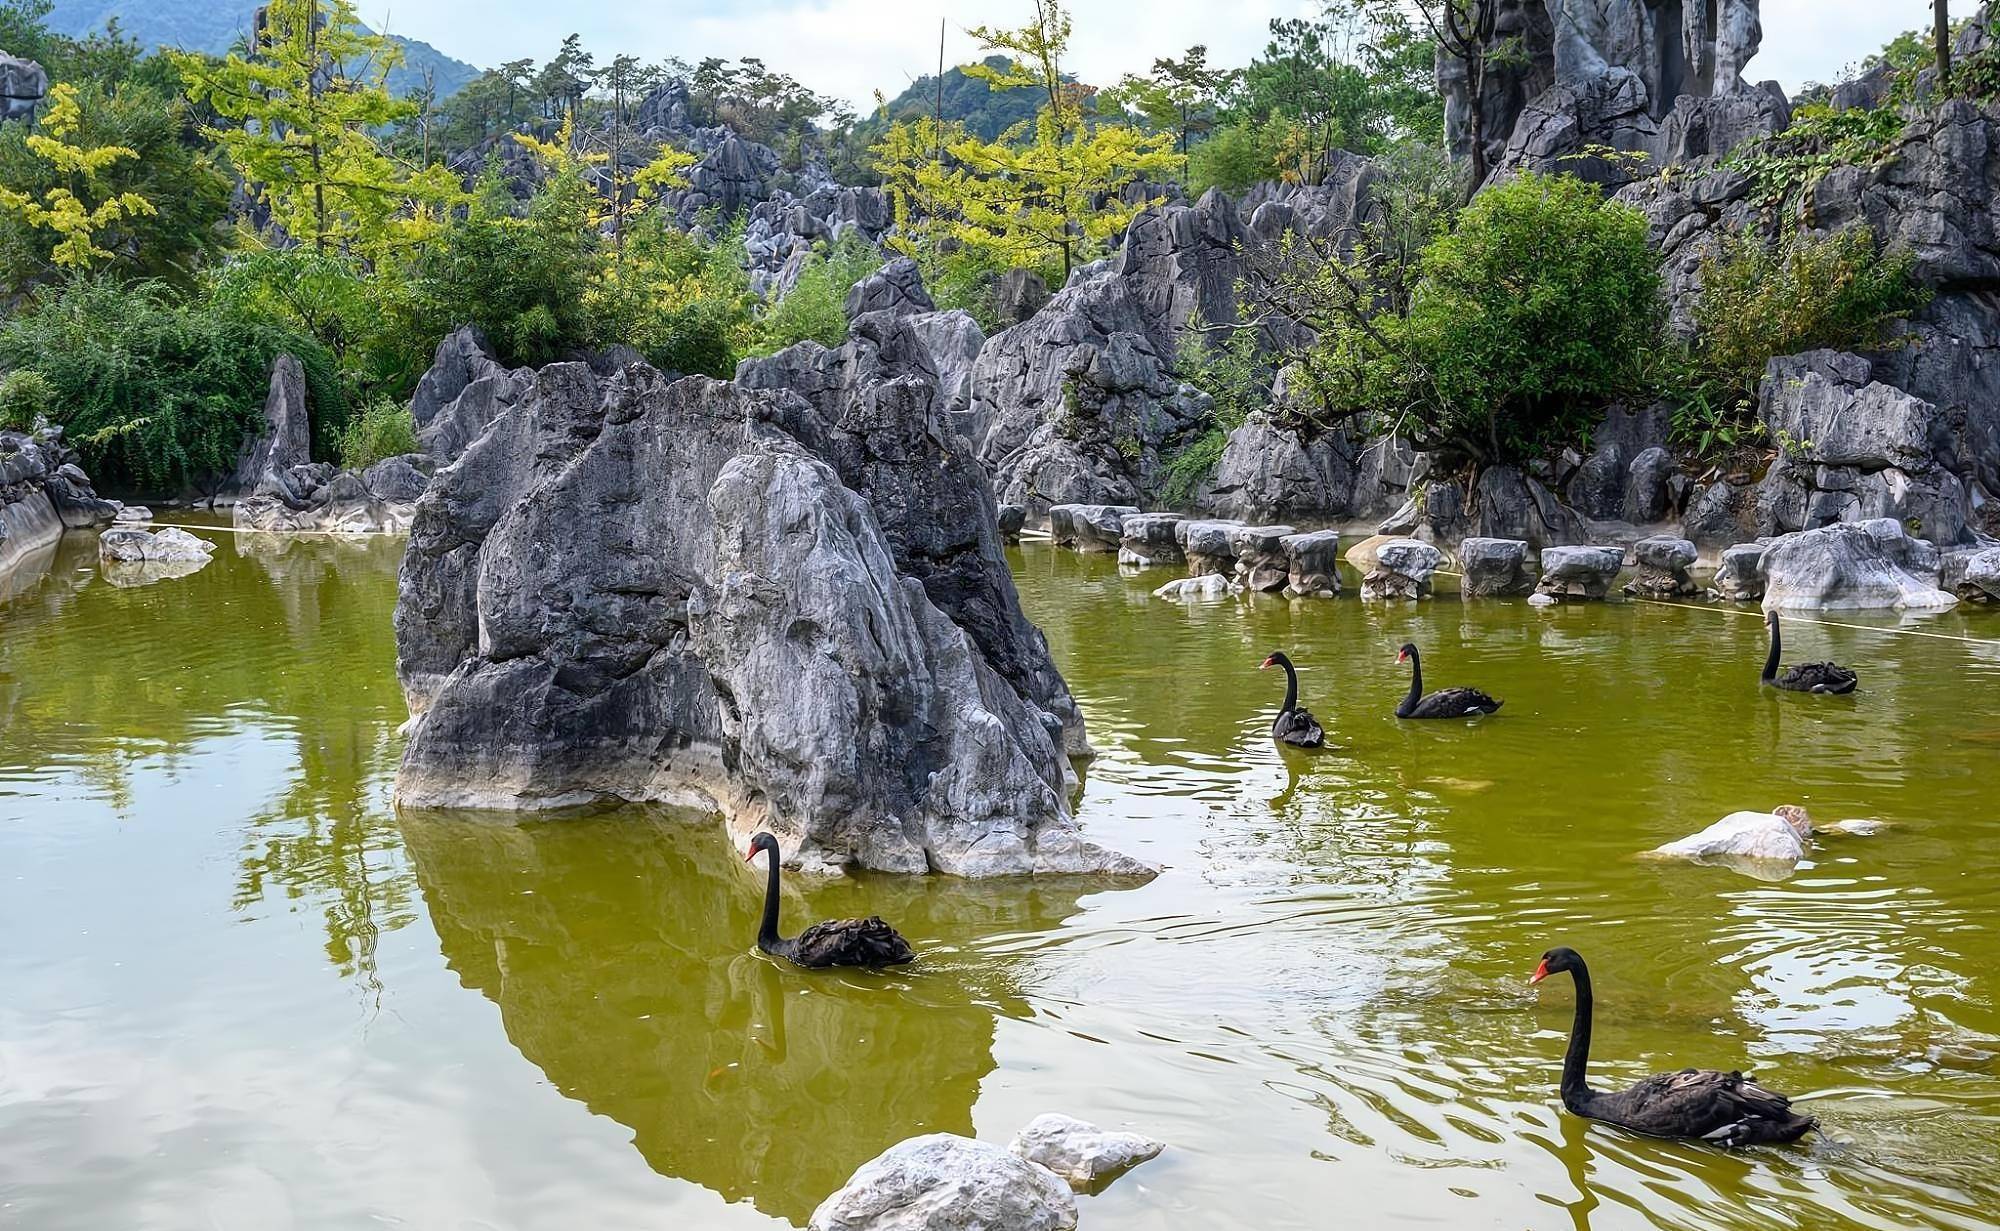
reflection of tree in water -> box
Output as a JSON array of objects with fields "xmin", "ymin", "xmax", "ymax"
[
  {"xmin": 1, "ymin": 525, "xmax": 419, "ymax": 991},
  {"xmin": 398, "ymin": 812, "xmax": 1094, "ymax": 1227}
]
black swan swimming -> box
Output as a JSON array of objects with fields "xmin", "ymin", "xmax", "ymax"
[
  {"xmin": 1531, "ymin": 947, "xmax": 1815, "ymax": 1147},
  {"xmin": 1395, "ymin": 643, "xmax": 1502, "ymax": 720},
  {"xmin": 1761, "ymin": 612, "xmax": 1858, "ymax": 694},
  {"xmin": 745, "ymin": 833, "xmax": 915, "ymax": 969},
  {"xmin": 1260, "ymin": 651, "xmax": 1326, "ymax": 747}
]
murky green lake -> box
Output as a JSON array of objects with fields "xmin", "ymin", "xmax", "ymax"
[{"xmin": 3, "ymin": 523, "xmax": 1997, "ymax": 1230}]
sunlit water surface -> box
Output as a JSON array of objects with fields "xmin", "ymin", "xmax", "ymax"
[{"xmin": 3, "ymin": 523, "xmax": 1997, "ymax": 1230}]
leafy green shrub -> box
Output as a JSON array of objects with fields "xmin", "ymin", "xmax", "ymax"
[
  {"xmin": 1670, "ymin": 226, "xmax": 1929, "ymax": 451},
  {"xmin": 0, "ymin": 368, "xmax": 54, "ymax": 432},
  {"xmin": 747, "ymin": 233, "xmax": 891, "ymax": 356},
  {"xmin": 1729, "ymin": 104, "xmax": 1906, "ymax": 212},
  {"xmin": 1300, "ymin": 173, "xmax": 1658, "ymax": 464},
  {"xmin": 335, "ymin": 399, "xmax": 418, "ymax": 470},
  {"xmin": 0, "ymin": 276, "xmax": 340, "ymax": 493},
  {"xmin": 1187, "ymin": 119, "xmax": 1288, "ymax": 195}
]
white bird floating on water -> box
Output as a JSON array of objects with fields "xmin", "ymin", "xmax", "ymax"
[{"xmin": 1646, "ymin": 806, "xmax": 1884, "ymax": 880}]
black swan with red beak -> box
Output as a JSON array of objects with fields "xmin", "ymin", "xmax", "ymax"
[
  {"xmin": 1260, "ymin": 651, "xmax": 1325, "ymax": 747},
  {"xmin": 1395, "ymin": 643, "xmax": 1502, "ymax": 719},
  {"xmin": 1531, "ymin": 947, "xmax": 1815, "ymax": 1147},
  {"xmin": 745, "ymin": 833, "xmax": 915, "ymax": 969}
]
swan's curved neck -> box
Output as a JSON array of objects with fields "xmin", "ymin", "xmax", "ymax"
[
  {"xmin": 758, "ymin": 849, "xmax": 783, "ymax": 947},
  {"xmin": 1762, "ymin": 619, "xmax": 1781, "ymax": 683},
  {"xmin": 1279, "ymin": 658, "xmax": 1299, "ymax": 714},
  {"xmin": 1399, "ymin": 651, "xmax": 1423, "ymax": 717},
  {"xmin": 1561, "ymin": 962, "xmax": 1594, "ymax": 1101}
]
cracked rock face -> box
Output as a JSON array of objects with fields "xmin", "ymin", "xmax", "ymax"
[{"xmin": 396, "ymin": 322, "xmax": 1134, "ymax": 878}]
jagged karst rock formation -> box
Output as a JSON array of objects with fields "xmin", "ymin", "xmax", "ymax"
[
  {"xmin": 395, "ymin": 316, "xmax": 1138, "ymax": 877},
  {"xmin": 1, "ymin": 426, "xmax": 118, "ymax": 577}
]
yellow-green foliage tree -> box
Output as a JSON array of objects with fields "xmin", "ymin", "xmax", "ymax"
[
  {"xmin": 0, "ymin": 82, "xmax": 155, "ymax": 269},
  {"xmin": 173, "ymin": 0, "xmax": 461, "ymax": 258},
  {"xmin": 874, "ymin": 0, "xmax": 1176, "ymax": 280}
]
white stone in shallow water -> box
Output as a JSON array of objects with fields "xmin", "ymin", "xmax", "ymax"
[
  {"xmin": 1651, "ymin": 810, "xmax": 1809, "ymax": 865},
  {"xmin": 1008, "ymin": 1113, "xmax": 1164, "ymax": 1192},
  {"xmin": 809, "ymin": 1133, "xmax": 1077, "ymax": 1231},
  {"xmin": 1153, "ymin": 574, "xmax": 1233, "ymax": 601}
]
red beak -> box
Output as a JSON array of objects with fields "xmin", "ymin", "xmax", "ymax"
[
  {"xmin": 1260, "ymin": 657, "xmax": 1273, "ymax": 669},
  {"xmin": 745, "ymin": 847, "xmax": 758, "ymax": 863},
  {"xmin": 1530, "ymin": 959, "xmax": 1549, "ymax": 985}
]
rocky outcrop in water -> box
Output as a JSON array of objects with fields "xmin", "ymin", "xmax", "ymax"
[
  {"xmin": 1758, "ymin": 519, "xmax": 1956, "ymax": 610},
  {"xmin": 810, "ymin": 1134, "xmax": 1078, "ymax": 1231},
  {"xmin": 396, "ymin": 317, "xmax": 1136, "ymax": 877},
  {"xmin": 1, "ymin": 426, "xmax": 117, "ymax": 578}
]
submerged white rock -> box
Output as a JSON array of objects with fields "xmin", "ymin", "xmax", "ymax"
[
  {"xmin": 809, "ymin": 1133, "xmax": 1078, "ymax": 1231},
  {"xmin": 1652, "ymin": 808, "xmax": 1813, "ymax": 864},
  {"xmin": 1153, "ymin": 573, "xmax": 1233, "ymax": 601},
  {"xmin": 1009, "ymin": 1113, "xmax": 1163, "ymax": 1192}
]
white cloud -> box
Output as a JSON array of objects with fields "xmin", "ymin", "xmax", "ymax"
[{"xmin": 364, "ymin": 0, "xmax": 1967, "ymax": 110}]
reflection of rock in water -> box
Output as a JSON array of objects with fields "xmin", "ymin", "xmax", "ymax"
[
  {"xmin": 234, "ymin": 529, "xmax": 402, "ymax": 639},
  {"xmin": 397, "ymin": 812, "xmax": 1089, "ymax": 1225},
  {"xmin": 100, "ymin": 556, "xmax": 212, "ymax": 588}
]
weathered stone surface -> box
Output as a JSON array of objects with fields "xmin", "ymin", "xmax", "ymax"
[
  {"xmin": 1536, "ymin": 544, "xmax": 1625, "ymax": 601},
  {"xmin": 98, "ymin": 525, "xmax": 215, "ymax": 564},
  {"xmin": 845, "ymin": 257, "xmax": 936, "ymax": 320},
  {"xmin": 1760, "ymin": 350, "xmax": 1943, "ymax": 472},
  {"xmin": 1566, "ymin": 439, "xmax": 1628, "ymax": 520},
  {"xmin": 1008, "ymin": 1114, "xmax": 1163, "ymax": 1193},
  {"xmin": 397, "ymin": 331, "xmax": 1129, "ymax": 876},
  {"xmin": 996, "ymin": 504, "xmax": 1027, "ymax": 541},
  {"xmin": 1713, "ymin": 542, "xmax": 1766, "ymax": 601},
  {"xmin": 2, "ymin": 428, "xmax": 116, "ymax": 576},
  {"xmin": 1154, "ymin": 573, "xmax": 1233, "ymax": 601},
  {"xmin": 991, "ymin": 268, "xmax": 1050, "ymax": 325},
  {"xmin": 969, "ymin": 272, "xmax": 1208, "ymax": 519},
  {"xmin": 809, "ymin": 1134, "xmax": 1077, "ymax": 1231},
  {"xmin": 1202, "ymin": 410, "xmax": 1355, "ymax": 525},
  {"xmin": 1947, "ymin": 545, "xmax": 2000, "ymax": 601},
  {"xmin": 222, "ymin": 354, "xmax": 313, "ymax": 503},
  {"xmin": 1625, "ymin": 445, "xmax": 1677, "ymax": 523},
  {"xmin": 1626, "ymin": 534, "xmax": 1699, "ymax": 597},
  {"xmin": 1178, "ymin": 518, "xmax": 1242, "ymax": 577},
  {"xmin": 0, "ymin": 487, "xmax": 62, "ymax": 577},
  {"xmin": 1759, "ymin": 519, "xmax": 1957, "ymax": 610},
  {"xmin": 1114, "ymin": 187, "xmax": 1248, "ymax": 351},
  {"xmin": 1048, "ymin": 503, "xmax": 1136, "ymax": 552},
  {"xmin": 907, "ymin": 310, "xmax": 986, "ymax": 429},
  {"xmin": 1363, "ymin": 537, "xmax": 1441, "ymax": 600},
  {"xmin": 1470, "ymin": 466, "xmax": 1588, "ymax": 548},
  {"xmin": 0, "ymin": 52, "xmax": 48, "ymax": 121},
  {"xmin": 232, "ymin": 454, "xmax": 430, "ymax": 535},
  {"xmin": 1281, "ymin": 529, "xmax": 1343, "ymax": 597},
  {"xmin": 412, "ymin": 327, "xmax": 529, "ymax": 466},
  {"xmin": 1228, "ymin": 523, "xmax": 1295, "ymax": 592},
  {"xmin": 1118, "ymin": 512, "xmax": 1185, "ymax": 567},
  {"xmin": 1458, "ymin": 536, "xmax": 1534, "ymax": 598}
]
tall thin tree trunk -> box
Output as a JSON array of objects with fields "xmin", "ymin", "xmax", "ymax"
[{"xmin": 1936, "ymin": 0, "xmax": 1954, "ymax": 91}]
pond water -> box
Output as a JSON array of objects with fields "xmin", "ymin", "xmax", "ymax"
[{"xmin": 3, "ymin": 524, "xmax": 1998, "ymax": 1230}]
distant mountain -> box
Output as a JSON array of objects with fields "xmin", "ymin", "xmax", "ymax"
[
  {"xmin": 43, "ymin": 1, "xmax": 483, "ymax": 99},
  {"xmin": 860, "ymin": 55, "xmax": 1063, "ymax": 143}
]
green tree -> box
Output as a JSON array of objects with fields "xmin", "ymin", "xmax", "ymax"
[
  {"xmin": 0, "ymin": 82, "xmax": 155, "ymax": 271},
  {"xmin": 1104, "ymin": 45, "xmax": 1232, "ymax": 179},
  {"xmin": 174, "ymin": 0, "xmax": 460, "ymax": 258}
]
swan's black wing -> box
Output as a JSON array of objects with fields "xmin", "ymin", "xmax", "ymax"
[
  {"xmin": 788, "ymin": 916, "xmax": 916, "ymax": 969},
  {"xmin": 1407, "ymin": 688, "xmax": 1503, "ymax": 719},
  {"xmin": 1777, "ymin": 662, "xmax": 1857, "ymax": 694},
  {"xmin": 1273, "ymin": 706, "xmax": 1325, "ymax": 748},
  {"xmin": 1580, "ymin": 1068, "xmax": 1814, "ymax": 1147}
]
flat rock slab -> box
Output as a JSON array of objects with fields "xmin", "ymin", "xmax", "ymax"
[
  {"xmin": 1154, "ymin": 574, "xmax": 1234, "ymax": 601},
  {"xmin": 1118, "ymin": 512, "xmax": 1185, "ymax": 566},
  {"xmin": 1536, "ymin": 545, "xmax": 1625, "ymax": 601},
  {"xmin": 1458, "ymin": 537, "xmax": 1532, "ymax": 598},
  {"xmin": 810, "ymin": 1134, "xmax": 1078, "ymax": 1231}
]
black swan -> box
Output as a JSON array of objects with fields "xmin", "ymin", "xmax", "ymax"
[
  {"xmin": 745, "ymin": 833, "xmax": 915, "ymax": 969},
  {"xmin": 1761, "ymin": 612, "xmax": 1858, "ymax": 694},
  {"xmin": 1531, "ymin": 947, "xmax": 1815, "ymax": 1147},
  {"xmin": 1395, "ymin": 643, "xmax": 1502, "ymax": 720},
  {"xmin": 1260, "ymin": 651, "xmax": 1325, "ymax": 747}
]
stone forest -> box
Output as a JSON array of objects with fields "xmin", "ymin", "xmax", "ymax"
[{"xmin": 2, "ymin": 1, "xmax": 1998, "ymax": 1228}]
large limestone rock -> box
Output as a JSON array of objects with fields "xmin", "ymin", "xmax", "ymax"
[
  {"xmin": 1114, "ymin": 188, "xmax": 1249, "ymax": 351},
  {"xmin": 1363, "ymin": 538, "xmax": 1441, "ymax": 600},
  {"xmin": 233, "ymin": 454, "xmax": 431, "ymax": 535},
  {"xmin": 1949, "ymin": 545, "xmax": 2000, "ymax": 602},
  {"xmin": 1713, "ymin": 542, "xmax": 1766, "ymax": 601},
  {"xmin": 1201, "ymin": 410, "xmax": 1355, "ymax": 525},
  {"xmin": 398, "ymin": 322, "xmax": 1132, "ymax": 877},
  {"xmin": 2, "ymin": 428, "xmax": 116, "ymax": 577},
  {"xmin": 809, "ymin": 1134, "xmax": 1077, "ymax": 1231},
  {"xmin": 1536, "ymin": 544, "xmax": 1625, "ymax": 601},
  {"xmin": 1458, "ymin": 536, "xmax": 1534, "ymax": 597},
  {"xmin": 222, "ymin": 354, "xmax": 313, "ymax": 503},
  {"xmin": 968, "ymin": 272, "xmax": 1208, "ymax": 520},
  {"xmin": 1758, "ymin": 519, "xmax": 1957, "ymax": 610},
  {"xmin": 906, "ymin": 310, "xmax": 986, "ymax": 429},
  {"xmin": 1178, "ymin": 518, "xmax": 1242, "ymax": 577},
  {"xmin": 0, "ymin": 52, "xmax": 47, "ymax": 120},
  {"xmin": 844, "ymin": 257, "xmax": 936, "ymax": 320},
  {"xmin": 411, "ymin": 327, "xmax": 530, "ymax": 466},
  {"xmin": 1118, "ymin": 512, "xmax": 1184, "ymax": 567},
  {"xmin": 1230, "ymin": 523, "xmax": 1296, "ymax": 592},
  {"xmin": 1047, "ymin": 503, "xmax": 1133, "ymax": 552},
  {"xmin": 1281, "ymin": 529, "xmax": 1343, "ymax": 597},
  {"xmin": 1008, "ymin": 1114, "xmax": 1163, "ymax": 1193},
  {"xmin": 1626, "ymin": 534, "xmax": 1698, "ymax": 597}
]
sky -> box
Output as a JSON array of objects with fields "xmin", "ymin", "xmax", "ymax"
[{"xmin": 362, "ymin": 0, "xmax": 1965, "ymax": 109}]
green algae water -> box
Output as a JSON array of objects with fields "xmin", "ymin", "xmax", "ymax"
[{"xmin": 3, "ymin": 523, "xmax": 1998, "ymax": 1230}]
